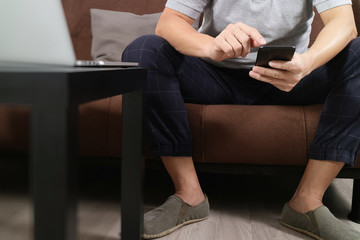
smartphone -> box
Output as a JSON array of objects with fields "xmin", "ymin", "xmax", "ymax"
[{"xmin": 255, "ymin": 45, "xmax": 296, "ymax": 68}]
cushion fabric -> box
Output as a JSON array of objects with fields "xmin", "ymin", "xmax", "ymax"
[{"xmin": 90, "ymin": 9, "xmax": 161, "ymax": 61}]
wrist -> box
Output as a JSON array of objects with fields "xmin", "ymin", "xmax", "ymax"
[
  {"xmin": 301, "ymin": 52, "xmax": 316, "ymax": 75},
  {"xmin": 201, "ymin": 36, "xmax": 215, "ymax": 59}
]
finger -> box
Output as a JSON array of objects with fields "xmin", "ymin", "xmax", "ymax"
[
  {"xmin": 252, "ymin": 66, "xmax": 285, "ymax": 80},
  {"xmin": 269, "ymin": 60, "xmax": 293, "ymax": 71},
  {"xmin": 236, "ymin": 22, "xmax": 266, "ymax": 47},
  {"xmin": 232, "ymin": 31, "xmax": 251, "ymax": 57},
  {"xmin": 249, "ymin": 70, "xmax": 293, "ymax": 92},
  {"xmin": 223, "ymin": 31, "xmax": 244, "ymax": 57},
  {"xmin": 225, "ymin": 24, "xmax": 252, "ymax": 57},
  {"xmin": 249, "ymin": 70, "xmax": 278, "ymax": 85},
  {"xmin": 222, "ymin": 24, "xmax": 248, "ymax": 57},
  {"xmin": 269, "ymin": 52, "xmax": 297, "ymax": 71},
  {"xmin": 213, "ymin": 35, "xmax": 235, "ymax": 58}
]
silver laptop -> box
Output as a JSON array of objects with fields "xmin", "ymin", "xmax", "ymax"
[{"xmin": 0, "ymin": 0, "xmax": 138, "ymax": 67}]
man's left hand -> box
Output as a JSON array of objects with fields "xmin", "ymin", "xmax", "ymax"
[{"xmin": 249, "ymin": 53, "xmax": 311, "ymax": 92}]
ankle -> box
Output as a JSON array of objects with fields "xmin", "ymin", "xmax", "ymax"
[
  {"xmin": 174, "ymin": 189, "xmax": 205, "ymax": 206},
  {"xmin": 289, "ymin": 192, "xmax": 323, "ymax": 214}
]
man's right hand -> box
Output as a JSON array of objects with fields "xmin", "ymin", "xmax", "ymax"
[
  {"xmin": 208, "ymin": 22, "xmax": 266, "ymax": 61},
  {"xmin": 156, "ymin": 8, "xmax": 266, "ymax": 61}
]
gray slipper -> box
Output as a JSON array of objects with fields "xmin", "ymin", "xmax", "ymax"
[
  {"xmin": 280, "ymin": 203, "xmax": 360, "ymax": 240},
  {"xmin": 143, "ymin": 194, "xmax": 210, "ymax": 239}
]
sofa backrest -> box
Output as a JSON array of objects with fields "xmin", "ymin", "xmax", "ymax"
[
  {"xmin": 62, "ymin": 0, "xmax": 359, "ymax": 60},
  {"xmin": 354, "ymin": 0, "xmax": 360, "ymax": 34}
]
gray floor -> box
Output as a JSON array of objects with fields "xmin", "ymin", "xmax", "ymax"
[{"xmin": 0, "ymin": 159, "xmax": 359, "ymax": 240}]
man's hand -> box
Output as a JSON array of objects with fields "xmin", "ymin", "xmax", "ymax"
[
  {"xmin": 208, "ymin": 22, "xmax": 266, "ymax": 61},
  {"xmin": 249, "ymin": 52, "xmax": 312, "ymax": 92}
]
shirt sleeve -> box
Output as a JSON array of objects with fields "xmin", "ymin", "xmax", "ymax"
[
  {"xmin": 314, "ymin": 0, "xmax": 352, "ymax": 13},
  {"xmin": 165, "ymin": 0, "xmax": 207, "ymax": 20}
]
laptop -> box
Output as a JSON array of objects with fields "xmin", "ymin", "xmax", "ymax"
[{"xmin": 0, "ymin": 0, "xmax": 138, "ymax": 67}]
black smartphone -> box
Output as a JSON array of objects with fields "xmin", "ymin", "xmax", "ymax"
[{"xmin": 255, "ymin": 45, "xmax": 296, "ymax": 68}]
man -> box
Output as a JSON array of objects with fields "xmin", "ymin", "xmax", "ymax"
[{"xmin": 122, "ymin": 0, "xmax": 360, "ymax": 239}]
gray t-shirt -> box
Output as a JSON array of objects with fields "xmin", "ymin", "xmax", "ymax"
[{"xmin": 165, "ymin": 0, "xmax": 352, "ymax": 69}]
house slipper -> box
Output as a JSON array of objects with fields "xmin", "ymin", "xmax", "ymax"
[
  {"xmin": 143, "ymin": 194, "xmax": 210, "ymax": 239},
  {"xmin": 280, "ymin": 203, "xmax": 360, "ymax": 240}
]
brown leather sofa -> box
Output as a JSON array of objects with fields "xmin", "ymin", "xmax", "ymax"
[{"xmin": 1, "ymin": 0, "xmax": 360, "ymax": 221}]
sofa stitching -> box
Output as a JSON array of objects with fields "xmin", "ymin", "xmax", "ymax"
[
  {"xmin": 302, "ymin": 105, "xmax": 308, "ymax": 165},
  {"xmin": 105, "ymin": 97, "xmax": 111, "ymax": 156},
  {"xmin": 201, "ymin": 105, "xmax": 205, "ymax": 163}
]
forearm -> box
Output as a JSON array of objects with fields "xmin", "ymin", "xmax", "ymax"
[
  {"xmin": 155, "ymin": 8, "xmax": 213, "ymax": 58},
  {"xmin": 304, "ymin": 5, "xmax": 358, "ymax": 73}
]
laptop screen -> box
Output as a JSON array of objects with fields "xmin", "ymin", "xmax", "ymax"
[{"xmin": 0, "ymin": 0, "xmax": 77, "ymax": 66}]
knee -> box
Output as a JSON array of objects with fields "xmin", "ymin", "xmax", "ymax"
[
  {"xmin": 122, "ymin": 34, "xmax": 173, "ymax": 66},
  {"xmin": 347, "ymin": 37, "xmax": 360, "ymax": 56},
  {"xmin": 333, "ymin": 37, "xmax": 360, "ymax": 79}
]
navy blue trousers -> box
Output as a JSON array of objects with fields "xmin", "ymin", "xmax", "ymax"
[{"xmin": 122, "ymin": 35, "xmax": 360, "ymax": 166}]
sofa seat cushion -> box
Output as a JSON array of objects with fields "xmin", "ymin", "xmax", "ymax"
[{"xmin": 188, "ymin": 104, "xmax": 318, "ymax": 165}]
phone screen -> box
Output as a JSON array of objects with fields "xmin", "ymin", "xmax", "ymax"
[{"xmin": 255, "ymin": 45, "xmax": 296, "ymax": 68}]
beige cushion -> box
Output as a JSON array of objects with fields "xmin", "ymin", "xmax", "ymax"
[{"xmin": 90, "ymin": 9, "xmax": 161, "ymax": 61}]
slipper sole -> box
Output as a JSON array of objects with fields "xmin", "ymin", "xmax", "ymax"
[
  {"xmin": 143, "ymin": 216, "xmax": 209, "ymax": 239},
  {"xmin": 280, "ymin": 220, "xmax": 323, "ymax": 240}
]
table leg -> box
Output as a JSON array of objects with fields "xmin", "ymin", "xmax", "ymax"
[
  {"xmin": 30, "ymin": 105, "xmax": 78, "ymax": 240},
  {"xmin": 349, "ymin": 178, "xmax": 360, "ymax": 223},
  {"xmin": 121, "ymin": 90, "xmax": 144, "ymax": 240}
]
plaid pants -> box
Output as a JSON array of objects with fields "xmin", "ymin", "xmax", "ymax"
[{"xmin": 122, "ymin": 35, "xmax": 360, "ymax": 166}]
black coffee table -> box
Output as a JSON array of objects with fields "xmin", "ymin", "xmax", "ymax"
[{"xmin": 0, "ymin": 66, "xmax": 146, "ymax": 240}]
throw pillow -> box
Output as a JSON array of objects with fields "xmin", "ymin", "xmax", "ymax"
[{"xmin": 90, "ymin": 9, "xmax": 161, "ymax": 61}]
